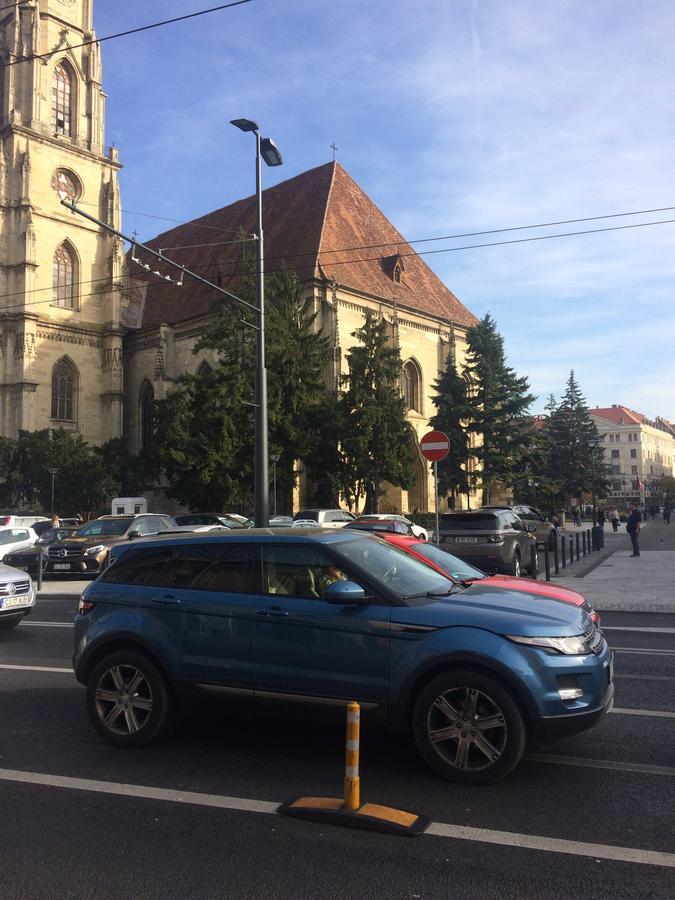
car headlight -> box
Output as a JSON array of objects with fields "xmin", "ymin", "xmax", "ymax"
[
  {"xmin": 506, "ymin": 634, "xmax": 593, "ymax": 655},
  {"xmin": 84, "ymin": 544, "xmax": 106, "ymax": 556}
]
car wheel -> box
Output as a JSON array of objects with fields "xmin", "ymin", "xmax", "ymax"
[
  {"xmin": 528, "ymin": 548, "xmax": 539, "ymax": 576},
  {"xmin": 510, "ymin": 552, "xmax": 521, "ymax": 578},
  {"xmin": 0, "ymin": 614, "xmax": 23, "ymax": 630},
  {"xmin": 412, "ymin": 670, "xmax": 526, "ymax": 784},
  {"xmin": 86, "ymin": 649, "xmax": 173, "ymax": 748}
]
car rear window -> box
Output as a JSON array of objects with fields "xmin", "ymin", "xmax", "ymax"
[
  {"xmin": 440, "ymin": 514, "xmax": 498, "ymax": 530},
  {"xmin": 294, "ymin": 510, "xmax": 319, "ymax": 522}
]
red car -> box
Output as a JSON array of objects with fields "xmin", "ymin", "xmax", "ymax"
[{"xmin": 381, "ymin": 532, "xmax": 599, "ymax": 622}]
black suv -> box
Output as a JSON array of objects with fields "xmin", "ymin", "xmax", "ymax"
[{"xmin": 45, "ymin": 514, "xmax": 175, "ymax": 577}]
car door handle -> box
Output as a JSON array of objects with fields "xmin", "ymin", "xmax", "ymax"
[
  {"xmin": 256, "ymin": 607, "xmax": 289, "ymax": 617},
  {"xmin": 152, "ymin": 595, "xmax": 182, "ymax": 606}
]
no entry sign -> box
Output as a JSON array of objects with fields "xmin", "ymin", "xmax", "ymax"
[{"xmin": 420, "ymin": 430, "xmax": 450, "ymax": 462}]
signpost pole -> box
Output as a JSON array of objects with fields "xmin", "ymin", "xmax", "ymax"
[{"xmin": 434, "ymin": 460, "xmax": 440, "ymax": 548}]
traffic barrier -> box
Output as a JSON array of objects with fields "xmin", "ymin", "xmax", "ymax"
[
  {"xmin": 278, "ymin": 702, "xmax": 428, "ymax": 836},
  {"xmin": 582, "ymin": 531, "xmax": 587, "ymax": 556},
  {"xmin": 569, "ymin": 535, "xmax": 574, "ymax": 566},
  {"xmin": 37, "ymin": 546, "xmax": 43, "ymax": 591},
  {"xmin": 561, "ymin": 534, "xmax": 566, "ymax": 569}
]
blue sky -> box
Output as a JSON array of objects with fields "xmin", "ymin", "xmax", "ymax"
[{"xmin": 94, "ymin": 0, "xmax": 675, "ymax": 420}]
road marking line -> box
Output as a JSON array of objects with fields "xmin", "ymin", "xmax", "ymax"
[
  {"xmin": 19, "ymin": 621, "xmax": 73, "ymax": 628},
  {"xmin": 425, "ymin": 822, "xmax": 675, "ymax": 868},
  {"xmin": 604, "ymin": 626, "xmax": 675, "ymax": 634},
  {"xmin": 0, "ymin": 767, "xmax": 673, "ymax": 868},
  {"xmin": 610, "ymin": 707, "xmax": 675, "ymax": 719},
  {"xmin": 0, "ymin": 664, "xmax": 73, "ymax": 674},
  {"xmin": 613, "ymin": 647, "xmax": 675, "ymax": 655},
  {"xmin": 614, "ymin": 674, "xmax": 675, "ymax": 681},
  {"xmin": 524, "ymin": 753, "xmax": 675, "ymax": 777}
]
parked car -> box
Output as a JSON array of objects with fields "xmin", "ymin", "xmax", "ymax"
[
  {"xmin": 380, "ymin": 532, "xmax": 599, "ymax": 623},
  {"xmin": 438, "ymin": 510, "xmax": 538, "ymax": 577},
  {"xmin": 74, "ymin": 529, "xmax": 613, "ymax": 784},
  {"xmin": 4, "ymin": 526, "xmax": 80, "ymax": 577},
  {"xmin": 292, "ymin": 509, "xmax": 356, "ymax": 528},
  {"xmin": 291, "ymin": 519, "xmax": 320, "ymax": 528},
  {"xmin": 44, "ymin": 514, "xmax": 176, "ymax": 577},
  {"xmin": 269, "ymin": 516, "xmax": 294, "ymax": 527},
  {"xmin": 346, "ymin": 513, "xmax": 428, "ymax": 540},
  {"xmin": 481, "ymin": 505, "xmax": 556, "ymax": 549},
  {"xmin": 0, "ymin": 562, "xmax": 36, "ymax": 630},
  {"xmin": 0, "ymin": 514, "xmax": 49, "ymax": 530},
  {"xmin": 174, "ymin": 514, "xmax": 243, "ymax": 529},
  {"xmin": 345, "ymin": 516, "xmax": 415, "ymax": 536},
  {"xmin": 0, "ymin": 526, "xmax": 38, "ymax": 561}
]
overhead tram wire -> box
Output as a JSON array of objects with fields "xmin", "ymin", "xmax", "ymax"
[
  {"xmin": 0, "ymin": 0, "xmax": 254, "ymax": 69},
  {"xmin": 3, "ymin": 214, "xmax": 675, "ymax": 313}
]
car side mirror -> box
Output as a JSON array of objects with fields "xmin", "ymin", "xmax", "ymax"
[
  {"xmin": 325, "ymin": 581, "xmax": 367, "ymax": 605},
  {"xmin": 128, "ymin": 531, "xmax": 141, "ymax": 540}
]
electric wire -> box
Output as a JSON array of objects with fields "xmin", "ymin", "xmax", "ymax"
[{"xmin": 0, "ymin": 0, "xmax": 254, "ymax": 69}]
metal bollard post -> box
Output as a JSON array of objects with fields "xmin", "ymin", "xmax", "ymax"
[
  {"xmin": 582, "ymin": 531, "xmax": 587, "ymax": 556},
  {"xmin": 344, "ymin": 701, "xmax": 360, "ymax": 811},
  {"xmin": 530, "ymin": 543, "xmax": 538, "ymax": 580},
  {"xmin": 587, "ymin": 528, "xmax": 593, "ymax": 552},
  {"xmin": 575, "ymin": 532, "xmax": 580, "ymax": 562},
  {"xmin": 569, "ymin": 535, "xmax": 574, "ymax": 567},
  {"xmin": 561, "ymin": 534, "xmax": 566, "ymax": 569},
  {"xmin": 544, "ymin": 542, "xmax": 551, "ymax": 581},
  {"xmin": 553, "ymin": 533, "xmax": 560, "ymax": 574},
  {"xmin": 37, "ymin": 546, "xmax": 43, "ymax": 591}
]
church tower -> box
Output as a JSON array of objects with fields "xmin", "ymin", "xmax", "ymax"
[{"xmin": 0, "ymin": 0, "xmax": 124, "ymax": 442}]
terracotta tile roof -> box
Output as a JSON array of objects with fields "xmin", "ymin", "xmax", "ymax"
[
  {"xmin": 590, "ymin": 406, "xmax": 647, "ymax": 426},
  {"xmin": 129, "ymin": 162, "xmax": 477, "ymax": 331}
]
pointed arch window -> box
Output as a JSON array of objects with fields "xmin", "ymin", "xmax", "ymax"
[
  {"xmin": 196, "ymin": 360, "xmax": 213, "ymax": 378},
  {"xmin": 140, "ymin": 381, "xmax": 154, "ymax": 449},
  {"xmin": 402, "ymin": 359, "xmax": 422, "ymax": 413},
  {"xmin": 52, "ymin": 63, "xmax": 72, "ymax": 136},
  {"xmin": 51, "ymin": 358, "xmax": 78, "ymax": 422},
  {"xmin": 53, "ymin": 243, "xmax": 77, "ymax": 309}
]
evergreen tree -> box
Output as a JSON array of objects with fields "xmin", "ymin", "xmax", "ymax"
[
  {"xmin": 463, "ymin": 314, "xmax": 535, "ymax": 504},
  {"xmin": 429, "ymin": 352, "xmax": 471, "ymax": 507},
  {"xmin": 545, "ymin": 370, "xmax": 608, "ymax": 505},
  {"xmin": 339, "ymin": 311, "xmax": 417, "ymax": 513}
]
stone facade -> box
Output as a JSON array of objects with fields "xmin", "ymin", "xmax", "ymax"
[{"xmin": 0, "ymin": 0, "xmax": 125, "ymax": 442}]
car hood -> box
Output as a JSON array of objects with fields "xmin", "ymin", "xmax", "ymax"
[
  {"xmin": 482, "ymin": 575, "xmax": 586, "ymax": 606},
  {"xmin": 395, "ymin": 582, "xmax": 588, "ymax": 637},
  {"xmin": 51, "ymin": 536, "xmax": 123, "ymax": 548},
  {"xmin": 0, "ymin": 561, "xmax": 32, "ymax": 579}
]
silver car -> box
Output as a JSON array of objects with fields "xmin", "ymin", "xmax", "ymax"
[
  {"xmin": 438, "ymin": 510, "xmax": 538, "ymax": 577},
  {"xmin": 0, "ymin": 563, "xmax": 36, "ymax": 630}
]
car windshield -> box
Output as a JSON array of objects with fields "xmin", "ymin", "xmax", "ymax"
[
  {"xmin": 38, "ymin": 527, "xmax": 75, "ymax": 544},
  {"xmin": 77, "ymin": 518, "xmax": 133, "ymax": 536},
  {"xmin": 410, "ymin": 542, "xmax": 486, "ymax": 580},
  {"xmin": 333, "ymin": 537, "xmax": 450, "ymax": 600},
  {"xmin": 440, "ymin": 514, "xmax": 498, "ymax": 531}
]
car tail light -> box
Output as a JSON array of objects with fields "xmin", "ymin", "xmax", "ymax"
[
  {"xmin": 0, "ymin": 516, "xmax": 9, "ymax": 525},
  {"xmin": 78, "ymin": 595, "xmax": 95, "ymax": 614}
]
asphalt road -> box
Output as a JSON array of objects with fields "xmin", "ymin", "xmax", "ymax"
[{"xmin": 0, "ymin": 598, "xmax": 673, "ymax": 899}]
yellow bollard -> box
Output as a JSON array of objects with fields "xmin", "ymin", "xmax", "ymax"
[{"xmin": 343, "ymin": 700, "xmax": 360, "ymax": 810}]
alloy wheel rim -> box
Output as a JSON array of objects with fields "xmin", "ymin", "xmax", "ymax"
[
  {"xmin": 94, "ymin": 664, "xmax": 153, "ymax": 736},
  {"xmin": 426, "ymin": 687, "xmax": 507, "ymax": 771}
]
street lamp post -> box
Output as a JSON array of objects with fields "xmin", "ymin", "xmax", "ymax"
[
  {"xmin": 587, "ymin": 440, "xmax": 598, "ymax": 527},
  {"xmin": 230, "ymin": 119, "xmax": 283, "ymax": 528},
  {"xmin": 48, "ymin": 468, "xmax": 58, "ymax": 516},
  {"xmin": 271, "ymin": 453, "xmax": 280, "ymax": 518}
]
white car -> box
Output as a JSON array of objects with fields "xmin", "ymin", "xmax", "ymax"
[
  {"xmin": 0, "ymin": 562, "xmax": 36, "ymax": 630},
  {"xmin": 292, "ymin": 509, "xmax": 356, "ymax": 528},
  {"xmin": 353, "ymin": 514, "xmax": 429, "ymax": 541},
  {"xmin": 0, "ymin": 526, "xmax": 38, "ymax": 560}
]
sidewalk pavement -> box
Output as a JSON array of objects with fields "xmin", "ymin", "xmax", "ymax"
[{"xmin": 549, "ymin": 519, "xmax": 675, "ymax": 613}]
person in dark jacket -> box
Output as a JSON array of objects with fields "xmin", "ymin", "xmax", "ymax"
[
  {"xmin": 626, "ymin": 502, "xmax": 642, "ymax": 557},
  {"xmin": 597, "ymin": 508, "xmax": 606, "ymax": 528}
]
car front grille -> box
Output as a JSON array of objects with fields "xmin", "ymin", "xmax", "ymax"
[
  {"xmin": 582, "ymin": 618, "xmax": 605, "ymax": 655},
  {"xmin": 0, "ymin": 580, "xmax": 31, "ymax": 595},
  {"xmin": 48, "ymin": 546, "xmax": 82, "ymax": 559}
]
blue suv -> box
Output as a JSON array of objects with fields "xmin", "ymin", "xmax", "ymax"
[{"xmin": 73, "ymin": 530, "xmax": 614, "ymax": 784}]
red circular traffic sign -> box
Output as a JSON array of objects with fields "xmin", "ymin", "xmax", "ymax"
[{"xmin": 420, "ymin": 430, "xmax": 450, "ymax": 462}]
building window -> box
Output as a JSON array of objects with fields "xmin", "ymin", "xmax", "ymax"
[
  {"xmin": 630, "ymin": 449, "xmax": 637, "ymax": 458},
  {"xmin": 52, "ymin": 243, "xmax": 76, "ymax": 308},
  {"xmin": 611, "ymin": 449, "xmax": 620, "ymax": 458},
  {"xmin": 402, "ymin": 359, "xmax": 421, "ymax": 413},
  {"xmin": 393, "ymin": 264, "xmax": 402, "ymax": 284},
  {"xmin": 611, "ymin": 465, "xmax": 621, "ymax": 475},
  {"xmin": 609, "ymin": 434, "xmax": 614, "ymax": 443},
  {"xmin": 139, "ymin": 381, "xmax": 154, "ymax": 449},
  {"xmin": 52, "ymin": 63, "xmax": 72, "ymax": 136},
  {"xmin": 196, "ymin": 360, "xmax": 213, "ymax": 378},
  {"xmin": 51, "ymin": 358, "xmax": 77, "ymax": 422},
  {"xmin": 631, "ymin": 465, "xmax": 638, "ymax": 475}
]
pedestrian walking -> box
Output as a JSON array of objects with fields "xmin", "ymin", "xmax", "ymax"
[
  {"xmin": 609, "ymin": 507, "xmax": 620, "ymax": 532},
  {"xmin": 597, "ymin": 508, "xmax": 606, "ymax": 528},
  {"xmin": 626, "ymin": 501, "xmax": 642, "ymax": 557},
  {"xmin": 573, "ymin": 505, "xmax": 582, "ymax": 527},
  {"xmin": 664, "ymin": 506, "xmax": 672, "ymax": 525}
]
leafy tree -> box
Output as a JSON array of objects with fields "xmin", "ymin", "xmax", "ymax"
[
  {"xmin": 544, "ymin": 370, "xmax": 608, "ymax": 505},
  {"xmin": 463, "ymin": 314, "xmax": 536, "ymax": 504},
  {"xmin": 429, "ymin": 353, "xmax": 471, "ymax": 507},
  {"xmin": 339, "ymin": 311, "xmax": 417, "ymax": 512}
]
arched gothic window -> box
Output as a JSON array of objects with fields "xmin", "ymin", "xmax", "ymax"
[
  {"xmin": 51, "ymin": 358, "xmax": 78, "ymax": 422},
  {"xmin": 53, "ymin": 243, "xmax": 76, "ymax": 308},
  {"xmin": 140, "ymin": 381, "xmax": 154, "ymax": 449},
  {"xmin": 196, "ymin": 360, "xmax": 213, "ymax": 378},
  {"xmin": 52, "ymin": 63, "xmax": 73, "ymax": 136},
  {"xmin": 402, "ymin": 359, "xmax": 422, "ymax": 413}
]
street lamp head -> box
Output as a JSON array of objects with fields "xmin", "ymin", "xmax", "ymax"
[
  {"xmin": 230, "ymin": 118, "xmax": 259, "ymax": 133},
  {"xmin": 270, "ymin": 453, "xmax": 280, "ymax": 464},
  {"xmin": 48, "ymin": 467, "xmax": 58, "ymax": 475},
  {"xmin": 260, "ymin": 137, "xmax": 283, "ymax": 167}
]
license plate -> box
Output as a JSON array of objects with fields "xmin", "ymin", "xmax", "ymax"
[
  {"xmin": 455, "ymin": 536, "xmax": 479, "ymax": 544},
  {"xmin": 53, "ymin": 563, "xmax": 71, "ymax": 570},
  {"xmin": 0, "ymin": 595, "xmax": 30, "ymax": 609}
]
